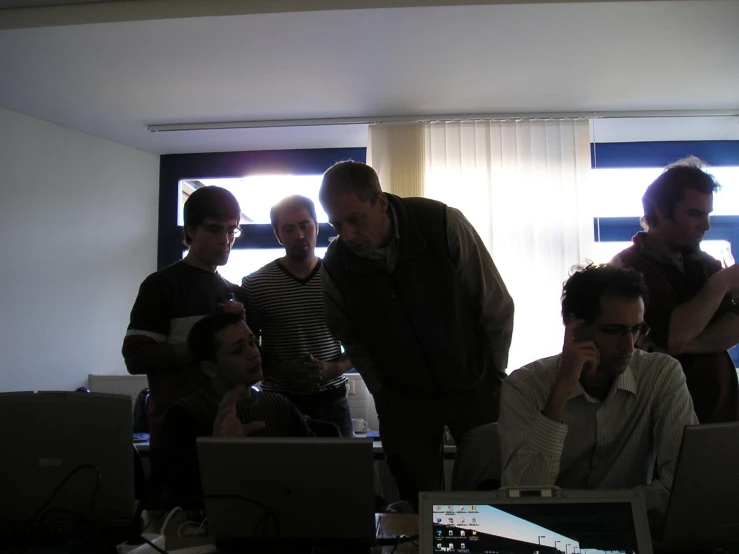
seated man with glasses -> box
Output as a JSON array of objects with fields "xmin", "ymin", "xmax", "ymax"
[
  {"xmin": 123, "ymin": 186, "xmax": 245, "ymax": 452},
  {"xmin": 499, "ymin": 263, "xmax": 698, "ymax": 525}
]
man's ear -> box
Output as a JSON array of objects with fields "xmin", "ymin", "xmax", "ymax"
[
  {"xmin": 273, "ymin": 229, "xmax": 284, "ymax": 246},
  {"xmin": 563, "ymin": 312, "xmax": 577, "ymax": 326},
  {"xmin": 655, "ymin": 204, "xmax": 670, "ymax": 223},
  {"xmin": 377, "ymin": 191, "xmax": 388, "ymax": 211},
  {"xmin": 200, "ymin": 360, "xmax": 217, "ymax": 378},
  {"xmin": 184, "ymin": 225, "xmax": 196, "ymax": 244}
]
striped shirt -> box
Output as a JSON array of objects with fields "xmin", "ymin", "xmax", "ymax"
[
  {"xmin": 242, "ymin": 260, "xmax": 347, "ymax": 395},
  {"xmin": 499, "ymin": 349, "xmax": 698, "ymax": 516}
]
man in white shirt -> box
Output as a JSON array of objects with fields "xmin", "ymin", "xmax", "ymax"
[{"xmin": 499, "ymin": 263, "xmax": 698, "ymax": 522}]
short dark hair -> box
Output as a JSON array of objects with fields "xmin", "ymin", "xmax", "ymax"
[
  {"xmin": 183, "ymin": 186, "xmax": 241, "ymax": 245},
  {"xmin": 270, "ymin": 195, "xmax": 318, "ymax": 233},
  {"xmin": 561, "ymin": 263, "xmax": 648, "ymax": 324},
  {"xmin": 319, "ymin": 161, "xmax": 382, "ymax": 206},
  {"xmin": 641, "ymin": 157, "xmax": 720, "ymax": 229},
  {"xmin": 187, "ymin": 312, "xmax": 244, "ymax": 364}
]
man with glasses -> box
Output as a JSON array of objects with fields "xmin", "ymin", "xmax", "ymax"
[
  {"xmin": 499, "ymin": 263, "xmax": 697, "ymax": 523},
  {"xmin": 123, "ymin": 186, "xmax": 244, "ymax": 449},
  {"xmin": 612, "ymin": 158, "xmax": 739, "ymax": 423}
]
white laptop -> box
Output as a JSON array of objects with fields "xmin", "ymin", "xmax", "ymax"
[
  {"xmin": 0, "ymin": 391, "xmax": 135, "ymax": 528},
  {"xmin": 419, "ymin": 489, "xmax": 653, "ymax": 554},
  {"xmin": 196, "ymin": 437, "xmax": 376, "ymax": 547},
  {"xmin": 660, "ymin": 422, "xmax": 739, "ymax": 551}
]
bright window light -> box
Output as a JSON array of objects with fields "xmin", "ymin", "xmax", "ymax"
[
  {"xmin": 178, "ymin": 175, "xmax": 326, "ymax": 226},
  {"xmin": 591, "ymin": 167, "xmax": 739, "ymax": 218}
]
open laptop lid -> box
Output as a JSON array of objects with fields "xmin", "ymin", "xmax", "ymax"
[
  {"xmin": 0, "ymin": 391, "xmax": 135, "ymax": 525},
  {"xmin": 420, "ymin": 489, "xmax": 653, "ymax": 554},
  {"xmin": 661, "ymin": 422, "xmax": 739, "ymax": 551},
  {"xmin": 197, "ymin": 437, "xmax": 376, "ymax": 543}
]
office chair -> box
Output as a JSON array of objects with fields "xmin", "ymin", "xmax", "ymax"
[
  {"xmin": 451, "ymin": 422, "xmax": 501, "ymax": 491},
  {"xmin": 132, "ymin": 388, "xmax": 150, "ymax": 434}
]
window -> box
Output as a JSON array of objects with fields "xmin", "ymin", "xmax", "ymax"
[{"xmin": 158, "ymin": 147, "xmax": 366, "ymax": 271}]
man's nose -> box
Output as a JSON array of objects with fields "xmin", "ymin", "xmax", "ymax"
[
  {"xmin": 620, "ymin": 331, "xmax": 636, "ymax": 351},
  {"xmin": 342, "ymin": 225, "xmax": 357, "ymax": 244}
]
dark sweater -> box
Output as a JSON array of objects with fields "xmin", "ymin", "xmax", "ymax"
[
  {"xmin": 322, "ymin": 194, "xmax": 495, "ymax": 394},
  {"xmin": 153, "ymin": 387, "xmax": 314, "ymax": 507}
]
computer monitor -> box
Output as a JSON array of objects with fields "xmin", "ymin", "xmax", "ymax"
[
  {"xmin": 0, "ymin": 391, "xmax": 135, "ymax": 528},
  {"xmin": 197, "ymin": 437, "xmax": 376, "ymax": 547},
  {"xmin": 661, "ymin": 422, "xmax": 739, "ymax": 551},
  {"xmin": 419, "ymin": 489, "xmax": 653, "ymax": 554}
]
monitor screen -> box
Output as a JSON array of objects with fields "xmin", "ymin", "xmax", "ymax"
[{"xmin": 430, "ymin": 503, "xmax": 640, "ymax": 554}]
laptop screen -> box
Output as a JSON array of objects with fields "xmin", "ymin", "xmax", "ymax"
[{"xmin": 431, "ymin": 502, "xmax": 641, "ymax": 554}]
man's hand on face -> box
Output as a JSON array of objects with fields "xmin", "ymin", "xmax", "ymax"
[
  {"xmin": 558, "ymin": 318, "xmax": 601, "ymax": 393},
  {"xmin": 213, "ymin": 384, "xmax": 266, "ymax": 437},
  {"xmin": 216, "ymin": 300, "xmax": 246, "ymax": 319}
]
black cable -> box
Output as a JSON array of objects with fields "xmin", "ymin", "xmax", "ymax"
[
  {"xmin": 140, "ymin": 535, "xmax": 169, "ymax": 554},
  {"xmin": 136, "ymin": 493, "xmax": 280, "ymax": 552},
  {"xmin": 201, "ymin": 494, "xmax": 280, "ymax": 539},
  {"xmin": 390, "ymin": 534, "xmax": 420, "ymax": 554},
  {"xmin": 29, "ymin": 464, "xmax": 101, "ymax": 523}
]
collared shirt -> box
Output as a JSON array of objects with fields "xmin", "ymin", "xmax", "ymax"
[
  {"xmin": 499, "ymin": 349, "xmax": 698, "ymax": 515},
  {"xmin": 322, "ymin": 203, "xmax": 514, "ymax": 393}
]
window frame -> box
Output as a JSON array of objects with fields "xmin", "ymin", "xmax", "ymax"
[{"xmin": 158, "ymin": 148, "xmax": 366, "ymax": 269}]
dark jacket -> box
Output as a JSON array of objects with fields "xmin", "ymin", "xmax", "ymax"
[{"xmin": 322, "ymin": 194, "xmax": 496, "ymax": 395}]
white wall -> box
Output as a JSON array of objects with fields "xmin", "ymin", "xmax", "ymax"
[
  {"xmin": 591, "ymin": 116, "xmax": 739, "ymax": 143},
  {"xmin": 0, "ymin": 107, "xmax": 160, "ymax": 392}
]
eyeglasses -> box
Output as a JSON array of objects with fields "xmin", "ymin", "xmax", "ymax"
[
  {"xmin": 595, "ymin": 323, "xmax": 650, "ymax": 338},
  {"xmin": 202, "ymin": 224, "xmax": 242, "ymax": 238}
]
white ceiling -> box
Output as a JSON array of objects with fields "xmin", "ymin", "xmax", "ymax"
[{"xmin": 0, "ymin": 0, "xmax": 737, "ymax": 154}]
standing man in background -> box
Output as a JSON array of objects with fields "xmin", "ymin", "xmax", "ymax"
[
  {"xmin": 319, "ymin": 161, "xmax": 514, "ymax": 509},
  {"xmin": 123, "ymin": 186, "xmax": 244, "ymax": 448},
  {"xmin": 613, "ymin": 158, "xmax": 739, "ymax": 422},
  {"xmin": 242, "ymin": 195, "xmax": 353, "ymax": 437}
]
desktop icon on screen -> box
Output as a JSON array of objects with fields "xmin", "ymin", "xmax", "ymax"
[
  {"xmin": 460, "ymin": 544, "xmax": 466, "ymax": 550},
  {"xmin": 471, "ymin": 531, "xmax": 477, "ymax": 536},
  {"xmin": 471, "ymin": 518, "xmax": 477, "ymax": 524},
  {"xmin": 448, "ymin": 544, "xmax": 454, "ymax": 551},
  {"xmin": 449, "ymin": 531, "xmax": 454, "ymax": 536},
  {"xmin": 448, "ymin": 518, "xmax": 454, "ymax": 524},
  {"xmin": 437, "ymin": 544, "xmax": 443, "ymax": 551},
  {"xmin": 460, "ymin": 531, "xmax": 465, "ymax": 537},
  {"xmin": 437, "ymin": 518, "xmax": 443, "ymax": 523},
  {"xmin": 471, "ymin": 505, "xmax": 477, "ymax": 511}
]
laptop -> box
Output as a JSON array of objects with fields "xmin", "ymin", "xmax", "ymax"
[
  {"xmin": 0, "ymin": 391, "xmax": 135, "ymax": 529},
  {"xmin": 197, "ymin": 437, "xmax": 376, "ymax": 549},
  {"xmin": 660, "ymin": 422, "xmax": 739, "ymax": 552},
  {"xmin": 419, "ymin": 489, "xmax": 653, "ymax": 554}
]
